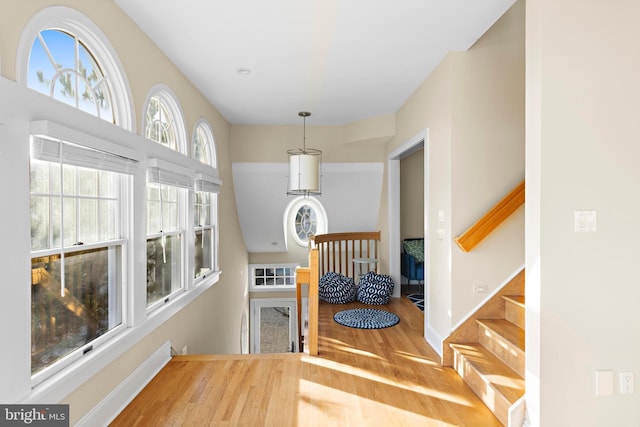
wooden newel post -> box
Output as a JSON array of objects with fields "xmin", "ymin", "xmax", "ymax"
[{"xmin": 295, "ymin": 248, "xmax": 319, "ymax": 355}]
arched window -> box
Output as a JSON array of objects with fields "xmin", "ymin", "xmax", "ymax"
[
  {"xmin": 28, "ymin": 30, "xmax": 114, "ymax": 122},
  {"xmin": 145, "ymin": 96, "xmax": 177, "ymax": 150},
  {"xmin": 192, "ymin": 119, "xmax": 216, "ymax": 167},
  {"xmin": 18, "ymin": 6, "xmax": 134, "ymax": 129},
  {"xmin": 286, "ymin": 197, "xmax": 328, "ymax": 246},
  {"xmin": 143, "ymin": 86, "xmax": 187, "ymax": 153}
]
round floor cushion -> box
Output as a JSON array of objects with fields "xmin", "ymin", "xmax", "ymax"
[
  {"xmin": 334, "ymin": 308, "xmax": 400, "ymax": 329},
  {"xmin": 319, "ymin": 272, "xmax": 356, "ymax": 304},
  {"xmin": 357, "ymin": 272, "xmax": 394, "ymax": 305}
]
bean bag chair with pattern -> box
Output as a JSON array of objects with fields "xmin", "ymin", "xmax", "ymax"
[
  {"xmin": 357, "ymin": 272, "xmax": 395, "ymax": 305},
  {"xmin": 318, "ymin": 272, "xmax": 357, "ymax": 304}
]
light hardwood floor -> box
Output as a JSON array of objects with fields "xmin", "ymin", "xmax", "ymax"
[{"xmin": 110, "ymin": 297, "xmax": 502, "ymax": 426}]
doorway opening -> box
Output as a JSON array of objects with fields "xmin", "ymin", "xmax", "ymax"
[{"xmin": 250, "ymin": 298, "xmax": 298, "ymax": 354}]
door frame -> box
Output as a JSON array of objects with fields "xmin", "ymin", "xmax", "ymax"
[
  {"xmin": 387, "ymin": 128, "xmax": 429, "ymax": 301},
  {"xmin": 250, "ymin": 298, "xmax": 298, "ymax": 354}
]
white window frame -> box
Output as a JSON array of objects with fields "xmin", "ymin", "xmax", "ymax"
[
  {"xmin": 142, "ymin": 85, "xmax": 188, "ymax": 154},
  {"xmin": 285, "ymin": 196, "xmax": 328, "ymax": 247},
  {"xmin": 145, "ymin": 159, "xmax": 192, "ymax": 310},
  {"xmin": 249, "ymin": 263, "xmax": 299, "ymax": 292},
  {"xmin": 16, "ymin": 5, "xmax": 135, "ymax": 131},
  {"xmin": 192, "ymin": 118, "xmax": 217, "ymax": 167},
  {"xmin": 193, "ymin": 190, "xmax": 218, "ymax": 284},
  {"xmin": 191, "ymin": 119, "xmax": 220, "ymax": 284},
  {"xmin": 28, "ymin": 122, "xmax": 137, "ymax": 387}
]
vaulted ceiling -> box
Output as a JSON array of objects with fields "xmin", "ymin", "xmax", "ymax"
[{"xmin": 114, "ymin": 0, "xmax": 517, "ymax": 125}]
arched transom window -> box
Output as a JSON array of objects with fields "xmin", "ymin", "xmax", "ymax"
[
  {"xmin": 145, "ymin": 96, "xmax": 177, "ymax": 150},
  {"xmin": 193, "ymin": 120, "xmax": 216, "ymax": 167},
  {"xmin": 27, "ymin": 29, "xmax": 115, "ymax": 123}
]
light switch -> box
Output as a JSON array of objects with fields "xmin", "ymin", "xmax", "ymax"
[
  {"xmin": 575, "ymin": 210, "xmax": 597, "ymax": 232},
  {"xmin": 437, "ymin": 229, "xmax": 444, "ymax": 241},
  {"xmin": 438, "ymin": 209, "xmax": 445, "ymax": 223}
]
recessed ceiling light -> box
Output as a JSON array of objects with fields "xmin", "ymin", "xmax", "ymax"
[{"xmin": 236, "ymin": 68, "xmax": 251, "ymax": 75}]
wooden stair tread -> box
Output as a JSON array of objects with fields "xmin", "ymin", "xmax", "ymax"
[
  {"xmin": 476, "ymin": 319, "xmax": 525, "ymax": 352},
  {"xmin": 450, "ymin": 343, "xmax": 525, "ymax": 403},
  {"xmin": 503, "ymin": 295, "xmax": 524, "ymax": 307}
]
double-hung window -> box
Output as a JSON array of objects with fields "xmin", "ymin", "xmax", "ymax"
[
  {"xmin": 192, "ymin": 121, "xmax": 219, "ymax": 284},
  {"xmin": 29, "ymin": 130, "xmax": 135, "ymax": 383},
  {"xmin": 146, "ymin": 163, "xmax": 191, "ymax": 308},
  {"xmin": 194, "ymin": 175, "xmax": 220, "ymax": 282}
]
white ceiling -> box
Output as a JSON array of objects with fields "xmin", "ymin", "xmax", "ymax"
[{"xmin": 114, "ymin": 0, "xmax": 516, "ymax": 125}]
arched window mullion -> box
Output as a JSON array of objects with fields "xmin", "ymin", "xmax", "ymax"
[
  {"xmin": 74, "ymin": 35, "xmax": 80, "ymax": 111},
  {"xmin": 37, "ymin": 33, "xmax": 58, "ymax": 71}
]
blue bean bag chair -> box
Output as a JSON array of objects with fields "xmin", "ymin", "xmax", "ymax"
[
  {"xmin": 319, "ymin": 272, "xmax": 357, "ymax": 304},
  {"xmin": 357, "ymin": 272, "xmax": 395, "ymax": 305}
]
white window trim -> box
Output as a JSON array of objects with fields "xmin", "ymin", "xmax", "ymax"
[
  {"xmin": 145, "ymin": 163, "xmax": 190, "ymax": 310},
  {"xmin": 249, "ymin": 263, "xmax": 299, "ymax": 292},
  {"xmin": 28, "ymin": 120, "xmax": 137, "ymax": 386},
  {"xmin": 249, "ymin": 298, "xmax": 298, "ymax": 354},
  {"xmin": 284, "ymin": 196, "xmax": 328, "ymax": 247},
  {"xmin": 16, "ymin": 6, "xmax": 135, "ymax": 131}
]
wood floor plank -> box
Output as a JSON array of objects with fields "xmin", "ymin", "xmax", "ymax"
[{"xmin": 111, "ymin": 297, "xmax": 501, "ymax": 426}]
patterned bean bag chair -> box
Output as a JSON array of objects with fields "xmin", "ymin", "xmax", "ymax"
[
  {"xmin": 319, "ymin": 272, "xmax": 357, "ymax": 304},
  {"xmin": 357, "ymin": 272, "xmax": 395, "ymax": 305}
]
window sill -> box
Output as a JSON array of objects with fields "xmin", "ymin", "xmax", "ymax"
[{"xmin": 21, "ymin": 271, "xmax": 221, "ymax": 405}]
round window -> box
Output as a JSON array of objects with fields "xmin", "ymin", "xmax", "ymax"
[
  {"xmin": 286, "ymin": 196, "xmax": 327, "ymax": 247},
  {"xmin": 295, "ymin": 205, "xmax": 317, "ymax": 243}
]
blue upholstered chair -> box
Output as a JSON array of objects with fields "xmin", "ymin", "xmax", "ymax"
[{"xmin": 401, "ymin": 238, "xmax": 424, "ymax": 285}]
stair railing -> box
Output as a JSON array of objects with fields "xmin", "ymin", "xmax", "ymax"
[{"xmin": 455, "ymin": 180, "xmax": 525, "ymax": 252}]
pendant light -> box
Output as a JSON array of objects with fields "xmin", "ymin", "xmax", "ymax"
[{"xmin": 287, "ymin": 111, "xmax": 322, "ymax": 196}]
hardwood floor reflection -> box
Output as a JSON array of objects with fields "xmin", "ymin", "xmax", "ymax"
[{"xmin": 110, "ymin": 297, "xmax": 501, "ymax": 426}]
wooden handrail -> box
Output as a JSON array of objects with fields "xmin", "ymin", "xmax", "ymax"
[
  {"xmin": 455, "ymin": 181, "xmax": 525, "ymax": 253},
  {"xmin": 296, "ymin": 248, "xmax": 319, "ymax": 355}
]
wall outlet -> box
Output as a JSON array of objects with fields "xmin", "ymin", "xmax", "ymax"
[
  {"xmin": 474, "ymin": 285, "xmax": 488, "ymax": 294},
  {"xmin": 620, "ymin": 372, "xmax": 634, "ymax": 394},
  {"xmin": 181, "ymin": 345, "xmax": 188, "ymax": 355}
]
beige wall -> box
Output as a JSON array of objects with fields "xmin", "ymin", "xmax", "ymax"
[
  {"xmin": 400, "ymin": 148, "xmax": 425, "ymax": 241},
  {"xmin": 527, "ymin": 0, "xmax": 640, "ymax": 424},
  {"xmin": 0, "ymin": 1, "xmax": 248, "ymax": 423},
  {"xmin": 388, "ymin": 0, "xmax": 525, "ymax": 342},
  {"xmin": 231, "ymin": 123, "xmax": 387, "ymax": 163},
  {"xmin": 393, "ymin": 54, "xmax": 455, "ymax": 337},
  {"xmin": 449, "ymin": 0, "xmax": 525, "ymax": 322}
]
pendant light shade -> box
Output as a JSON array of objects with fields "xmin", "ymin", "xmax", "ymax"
[{"xmin": 287, "ymin": 112, "xmax": 322, "ymax": 196}]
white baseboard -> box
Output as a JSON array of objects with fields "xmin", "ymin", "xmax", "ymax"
[
  {"xmin": 76, "ymin": 340, "xmax": 172, "ymax": 427},
  {"xmin": 424, "ymin": 323, "xmax": 444, "ymax": 357},
  {"xmin": 508, "ymin": 396, "xmax": 526, "ymax": 427}
]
